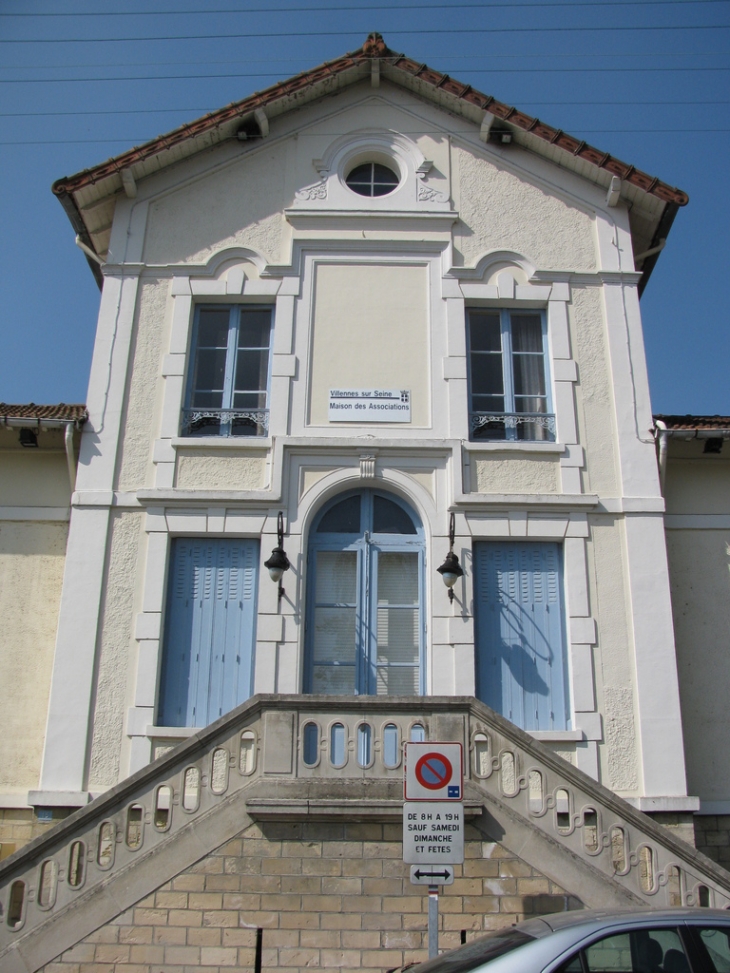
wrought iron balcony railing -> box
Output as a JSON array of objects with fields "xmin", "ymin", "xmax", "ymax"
[
  {"xmin": 470, "ymin": 412, "xmax": 556, "ymax": 442},
  {"xmin": 181, "ymin": 407, "xmax": 269, "ymax": 438}
]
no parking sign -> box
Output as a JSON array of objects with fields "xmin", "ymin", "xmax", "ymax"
[{"xmin": 404, "ymin": 742, "xmax": 463, "ymax": 801}]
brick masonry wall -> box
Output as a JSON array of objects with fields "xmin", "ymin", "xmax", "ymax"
[
  {"xmin": 40, "ymin": 819, "xmax": 578, "ymax": 973},
  {"xmin": 0, "ymin": 808, "xmax": 72, "ymax": 859}
]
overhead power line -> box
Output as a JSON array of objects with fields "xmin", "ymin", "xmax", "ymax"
[
  {"xmin": 2, "ymin": 25, "xmax": 729, "ymax": 43},
  {"xmin": 2, "ymin": 129, "xmax": 730, "ymax": 146},
  {"xmin": 1, "ymin": 0, "xmax": 727, "ymax": 15},
  {"xmin": 2, "ymin": 66, "xmax": 729, "ymax": 83},
  {"xmin": 1, "ymin": 100, "xmax": 727, "ymax": 118}
]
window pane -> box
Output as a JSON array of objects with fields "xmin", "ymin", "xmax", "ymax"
[
  {"xmin": 190, "ymin": 390, "xmax": 224, "ymax": 410},
  {"xmin": 699, "ymin": 929, "xmax": 730, "ymax": 972},
  {"xmin": 373, "ymin": 495, "xmax": 416, "ymax": 534},
  {"xmin": 511, "ymin": 314, "xmax": 543, "ymax": 353},
  {"xmin": 315, "ymin": 551, "xmax": 357, "ymax": 602},
  {"xmin": 378, "ymin": 552, "xmax": 418, "ymax": 604},
  {"xmin": 312, "ymin": 665, "xmax": 356, "ymax": 694},
  {"xmin": 470, "ymin": 313, "xmax": 502, "ymax": 351},
  {"xmin": 376, "ymin": 666, "xmax": 419, "ymax": 694},
  {"xmin": 471, "ymin": 354, "xmax": 505, "ymax": 396},
  {"xmin": 312, "ymin": 609, "xmax": 357, "ymax": 663},
  {"xmin": 198, "ymin": 308, "xmax": 231, "ymax": 347},
  {"xmin": 232, "ymin": 391, "xmax": 267, "ymax": 410},
  {"xmin": 193, "ymin": 348, "xmax": 227, "ymax": 394},
  {"xmin": 235, "ymin": 349, "xmax": 269, "ymax": 392},
  {"xmin": 238, "ymin": 310, "xmax": 271, "ymax": 348},
  {"xmin": 582, "ymin": 929, "xmax": 688, "ymax": 973},
  {"xmin": 513, "ymin": 354, "xmax": 546, "ymax": 397},
  {"xmin": 317, "ymin": 496, "xmax": 361, "ymax": 533},
  {"xmin": 377, "ymin": 608, "xmax": 419, "ymax": 664}
]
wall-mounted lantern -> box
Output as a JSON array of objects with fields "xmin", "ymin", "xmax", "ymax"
[
  {"xmin": 264, "ymin": 511, "xmax": 290, "ymax": 602},
  {"xmin": 436, "ymin": 512, "xmax": 464, "ymax": 602}
]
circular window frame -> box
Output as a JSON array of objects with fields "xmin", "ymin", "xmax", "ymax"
[
  {"xmin": 344, "ymin": 160, "xmax": 401, "ymax": 198},
  {"xmin": 342, "ymin": 149, "xmax": 403, "ymax": 199}
]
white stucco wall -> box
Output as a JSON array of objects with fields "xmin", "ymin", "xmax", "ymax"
[
  {"xmin": 453, "ymin": 145, "xmax": 596, "ymax": 271},
  {"xmin": 586, "ymin": 515, "xmax": 640, "ymax": 794},
  {"xmin": 143, "ymin": 146, "xmax": 286, "ymax": 266},
  {"xmin": 472, "ymin": 454, "xmax": 559, "ymax": 494},
  {"xmin": 87, "ymin": 512, "xmax": 144, "ymax": 790},
  {"xmin": 569, "ymin": 286, "xmax": 619, "ymax": 498},
  {"xmin": 0, "ymin": 450, "xmax": 71, "ymax": 508},
  {"xmin": 175, "ymin": 451, "xmax": 267, "ymax": 490},
  {"xmin": 0, "ymin": 522, "xmax": 68, "ymax": 795},
  {"xmin": 116, "ymin": 278, "xmax": 169, "ymax": 492}
]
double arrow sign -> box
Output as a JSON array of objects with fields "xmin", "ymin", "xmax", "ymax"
[{"xmin": 409, "ymin": 865, "xmax": 455, "ymax": 886}]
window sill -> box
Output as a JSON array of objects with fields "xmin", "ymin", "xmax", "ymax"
[
  {"xmin": 172, "ymin": 436, "xmax": 272, "ymax": 450},
  {"xmin": 529, "ymin": 730, "xmax": 584, "ymax": 742},
  {"xmin": 147, "ymin": 726, "xmax": 198, "ymax": 738},
  {"xmin": 464, "ymin": 441, "xmax": 565, "ymax": 454}
]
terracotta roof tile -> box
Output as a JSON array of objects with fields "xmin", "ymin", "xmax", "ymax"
[
  {"xmin": 654, "ymin": 414, "xmax": 730, "ymax": 430},
  {"xmin": 0, "ymin": 403, "xmax": 88, "ymax": 423}
]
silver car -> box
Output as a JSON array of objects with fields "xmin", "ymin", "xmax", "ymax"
[{"xmin": 408, "ymin": 909, "xmax": 730, "ymax": 973}]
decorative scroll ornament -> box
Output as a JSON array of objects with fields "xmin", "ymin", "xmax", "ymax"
[
  {"xmin": 295, "ymin": 180, "xmax": 328, "ymax": 201},
  {"xmin": 418, "ymin": 184, "xmax": 449, "ymax": 203}
]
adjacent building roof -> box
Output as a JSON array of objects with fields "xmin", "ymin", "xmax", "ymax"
[
  {"xmin": 0, "ymin": 403, "xmax": 88, "ymax": 424},
  {"xmin": 53, "ymin": 32, "xmax": 686, "ymax": 293},
  {"xmin": 655, "ymin": 415, "xmax": 730, "ymax": 431}
]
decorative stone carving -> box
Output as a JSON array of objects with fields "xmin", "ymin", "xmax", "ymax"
[
  {"xmin": 360, "ymin": 455, "xmax": 376, "ymax": 478},
  {"xmin": 418, "ymin": 183, "xmax": 449, "ymax": 203},
  {"xmin": 295, "ymin": 181, "xmax": 328, "ymax": 201}
]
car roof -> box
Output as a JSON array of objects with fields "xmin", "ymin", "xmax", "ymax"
[{"xmin": 518, "ymin": 908, "xmax": 730, "ymax": 938}]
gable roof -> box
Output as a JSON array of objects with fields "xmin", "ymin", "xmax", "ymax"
[{"xmin": 54, "ymin": 32, "xmax": 686, "ymax": 292}]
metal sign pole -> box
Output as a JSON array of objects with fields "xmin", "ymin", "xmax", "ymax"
[{"xmin": 428, "ymin": 886, "xmax": 438, "ymax": 959}]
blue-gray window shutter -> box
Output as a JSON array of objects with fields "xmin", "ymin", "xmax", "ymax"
[
  {"xmin": 158, "ymin": 538, "xmax": 258, "ymax": 727},
  {"xmin": 474, "ymin": 541, "xmax": 569, "ymax": 731}
]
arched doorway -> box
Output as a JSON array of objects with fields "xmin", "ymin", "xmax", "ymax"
[{"xmin": 305, "ymin": 490, "xmax": 425, "ymax": 696}]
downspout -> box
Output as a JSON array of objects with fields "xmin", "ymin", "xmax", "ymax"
[
  {"xmin": 654, "ymin": 420, "xmax": 668, "ymax": 494},
  {"xmin": 64, "ymin": 422, "xmax": 77, "ymax": 492}
]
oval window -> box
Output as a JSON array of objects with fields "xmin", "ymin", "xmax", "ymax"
[{"xmin": 346, "ymin": 162, "xmax": 399, "ymax": 197}]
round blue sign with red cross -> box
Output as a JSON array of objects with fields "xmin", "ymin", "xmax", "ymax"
[{"xmin": 404, "ymin": 742, "xmax": 463, "ymax": 800}]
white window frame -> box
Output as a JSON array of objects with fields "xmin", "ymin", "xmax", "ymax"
[
  {"xmin": 182, "ymin": 304, "xmax": 273, "ymax": 439},
  {"xmin": 466, "ymin": 307, "xmax": 555, "ymax": 443}
]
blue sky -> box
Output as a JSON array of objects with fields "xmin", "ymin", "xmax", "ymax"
[{"xmin": 0, "ymin": 0, "xmax": 727, "ymax": 414}]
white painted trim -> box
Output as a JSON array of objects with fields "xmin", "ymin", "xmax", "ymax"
[
  {"xmin": 0, "ymin": 794, "xmax": 32, "ymax": 809},
  {"xmin": 529, "ymin": 730, "xmax": 584, "ymax": 742},
  {"xmin": 39, "ymin": 506, "xmax": 111, "ymax": 794}
]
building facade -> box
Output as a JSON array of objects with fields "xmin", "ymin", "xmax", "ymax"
[{"xmin": 2, "ymin": 33, "xmax": 729, "ymax": 973}]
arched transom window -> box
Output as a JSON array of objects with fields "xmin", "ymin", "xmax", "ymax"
[{"xmin": 305, "ymin": 490, "xmax": 425, "ymax": 696}]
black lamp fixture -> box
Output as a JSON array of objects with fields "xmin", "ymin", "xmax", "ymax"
[
  {"xmin": 437, "ymin": 512, "xmax": 464, "ymax": 602},
  {"xmin": 264, "ymin": 511, "xmax": 291, "ymax": 601}
]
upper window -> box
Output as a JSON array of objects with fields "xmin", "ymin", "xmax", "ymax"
[
  {"xmin": 345, "ymin": 162, "xmax": 399, "ymax": 197},
  {"xmin": 467, "ymin": 309, "xmax": 554, "ymax": 442},
  {"xmin": 183, "ymin": 305, "xmax": 272, "ymax": 437}
]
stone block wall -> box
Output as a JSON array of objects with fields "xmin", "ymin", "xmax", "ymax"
[
  {"xmin": 0, "ymin": 808, "xmax": 71, "ymax": 860},
  {"xmin": 40, "ymin": 819, "xmax": 578, "ymax": 973},
  {"xmin": 694, "ymin": 815, "xmax": 730, "ymax": 868}
]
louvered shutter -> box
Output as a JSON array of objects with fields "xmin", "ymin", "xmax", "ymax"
[
  {"xmin": 158, "ymin": 538, "xmax": 258, "ymax": 727},
  {"xmin": 474, "ymin": 541, "xmax": 568, "ymax": 731}
]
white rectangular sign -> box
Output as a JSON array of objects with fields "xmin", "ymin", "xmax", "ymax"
[
  {"xmin": 328, "ymin": 389, "xmax": 411, "ymax": 422},
  {"xmin": 404, "ymin": 742, "xmax": 463, "ymax": 801},
  {"xmin": 403, "ymin": 802, "xmax": 464, "ymax": 865}
]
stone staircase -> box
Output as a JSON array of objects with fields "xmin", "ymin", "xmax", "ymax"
[{"xmin": 1, "ymin": 695, "xmax": 729, "ymax": 973}]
